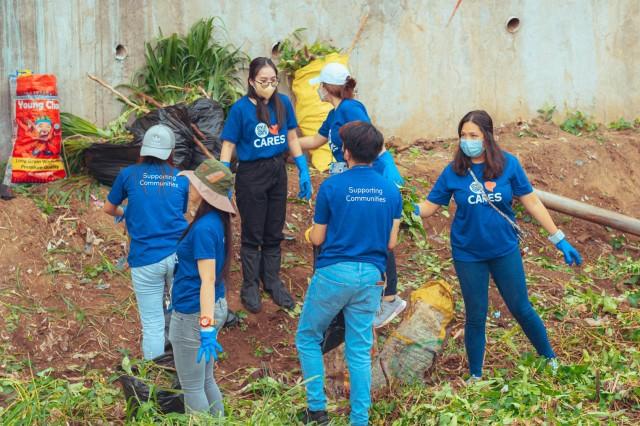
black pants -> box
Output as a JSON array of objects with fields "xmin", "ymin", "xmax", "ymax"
[
  {"xmin": 236, "ymin": 155, "xmax": 287, "ymax": 249},
  {"xmin": 312, "ymin": 246, "xmax": 398, "ymax": 297}
]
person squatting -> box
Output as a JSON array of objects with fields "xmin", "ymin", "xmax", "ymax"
[{"xmin": 104, "ymin": 59, "xmax": 583, "ymax": 424}]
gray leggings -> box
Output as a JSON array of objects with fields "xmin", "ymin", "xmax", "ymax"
[{"xmin": 168, "ymin": 299, "xmax": 227, "ymax": 416}]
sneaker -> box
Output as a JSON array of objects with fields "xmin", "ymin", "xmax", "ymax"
[
  {"xmin": 240, "ymin": 285, "xmax": 262, "ymax": 313},
  {"xmin": 373, "ymin": 296, "xmax": 407, "ymax": 328},
  {"xmin": 465, "ymin": 375, "xmax": 482, "ymax": 385},
  {"xmin": 300, "ymin": 409, "xmax": 329, "ymax": 425},
  {"xmin": 265, "ymin": 282, "xmax": 296, "ymax": 310},
  {"xmin": 547, "ymin": 357, "xmax": 559, "ymax": 376}
]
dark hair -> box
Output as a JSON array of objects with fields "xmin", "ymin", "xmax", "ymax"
[
  {"xmin": 339, "ymin": 121, "xmax": 383, "ymax": 164},
  {"xmin": 247, "ymin": 57, "xmax": 286, "ymax": 131},
  {"xmin": 180, "ymin": 201, "xmax": 232, "ymax": 284},
  {"xmin": 452, "ymin": 110, "xmax": 505, "ymax": 180},
  {"xmin": 323, "ymin": 76, "xmax": 357, "ymax": 99}
]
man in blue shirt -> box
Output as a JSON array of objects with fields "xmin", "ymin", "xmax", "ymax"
[{"xmin": 296, "ymin": 122, "xmax": 402, "ymax": 426}]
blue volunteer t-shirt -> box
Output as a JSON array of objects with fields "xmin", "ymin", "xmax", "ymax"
[
  {"xmin": 220, "ymin": 94, "xmax": 298, "ymax": 161},
  {"xmin": 107, "ymin": 163, "xmax": 189, "ymax": 268},
  {"xmin": 314, "ymin": 165, "xmax": 403, "ymax": 273},
  {"xmin": 318, "ymin": 98, "xmax": 370, "ymax": 162},
  {"xmin": 172, "ymin": 211, "xmax": 226, "ymax": 314},
  {"xmin": 427, "ymin": 152, "xmax": 533, "ymax": 261}
]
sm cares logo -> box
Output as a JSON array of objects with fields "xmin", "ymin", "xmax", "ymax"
[
  {"xmin": 253, "ymin": 122, "xmax": 286, "ymax": 148},
  {"xmin": 467, "ymin": 180, "xmax": 502, "ymax": 205}
]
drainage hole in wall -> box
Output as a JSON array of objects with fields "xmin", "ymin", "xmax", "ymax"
[
  {"xmin": 115, "ymin": 44, "xmax": 128, "ymax": 60},
  {"xmin": 506, "ymin": 17, "xmax": 520, "ymax": 33}
]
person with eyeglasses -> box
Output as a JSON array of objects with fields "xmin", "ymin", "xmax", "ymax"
[
  {"xmin": 299, "ymin": 62, "xmax": 407, "ymax": 328},
  {"xmin": 220, "ymin": 57, "xmax": 312, "ymax": 314}
]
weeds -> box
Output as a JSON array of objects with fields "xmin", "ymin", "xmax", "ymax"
[
  {"xmin": 537, "ymin": 104, "xmax": 557, "ymax": 122},
  {"xmin": 607, "ymin": 117, "xmax": 634, "ymax": 131},
  {"xmin": 560, "ymin": 111, "xmax": 598, "ymax": 136}
]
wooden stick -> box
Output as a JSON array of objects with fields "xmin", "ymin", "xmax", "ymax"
[
  {"xmin": 190, "ymin": 134, "xmax": 215, "ymax": 160},
  {"xmin": 535, "ymin": 189, "xmax": 640, "ymax": 236},
  {"xmin": 347, "ymin": 13, "xmax": 370, "ymax": 55},
  {"xmin": 87, "ymin": 73, "xmax": 148, "ymax": 112},
  {"xmin": 134, "ymin": 92, "xmax": 164, "ymax": 108}
]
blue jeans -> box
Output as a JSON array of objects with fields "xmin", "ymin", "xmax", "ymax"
[
  {"xmin": 454, "ymin": 248, "xmax": 555, "ymax": 377},
  {"xmin": 169, "ymin": 308, "xmax": 225, "ymax": 416},
  {"xmin": 296, "ymin": 262, "xmax": 383, "ymax": 426},
  {"xmin": 130, "ymin": 253, "xmax": 176, "ymax": 359}
]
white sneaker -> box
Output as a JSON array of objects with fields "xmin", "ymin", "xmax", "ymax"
[
  {"xmin": 374, "ymin": 297, "xmax": 407, "ymax": 328},
  {"xmin": 547, "ymin": 358, "xmax": 559, "ymax": 376}
]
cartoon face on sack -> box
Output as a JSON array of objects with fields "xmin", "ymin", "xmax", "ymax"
[{"xmin": 35, "ymin": 118, "xmax": 53, "ymax": 141}]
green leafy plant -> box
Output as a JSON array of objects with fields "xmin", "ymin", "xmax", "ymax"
[
  {"xmin": 130, "ymin": 17, "xmax": 248, "ymax": 110},
  {"xmin": 537, "ymin": 104, "xmax": 556, "ymax": 122},
  {"xmin": 276, "ymin": 28, "xmax": 341, "ymax": 74},
  {"xmin": 560, "ymin": 111, "xmax": 598, "ymax": 136},
  {"xmin": 400, "ymin": 180, "xmax": 427, "ymax": 240},
  {"xmin": 607, "ymin": 117, "xmax": 634, "ymax": 131}
]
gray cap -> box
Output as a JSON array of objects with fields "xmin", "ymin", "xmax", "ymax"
[{"xmin": 140, "ymin": 124, "xmax": 176, "ymax": 160}]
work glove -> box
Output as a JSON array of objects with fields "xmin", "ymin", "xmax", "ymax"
[
  {"xmin": 197, "ymin": 328, "xmax": 224, "ymax": 364},
  {"xmin": 412, "ymin": 203, "xmax": 421, "ymax": 217},
  {"xmin": 221, "ymin": 161, "xmax": 233, "ymax": 200},
  {"xmin": 114, "ymin": 205, "xmax": 127, "ymax": 224},
  {"xmin": 294, "ymin": 155, "xmax": 313, "ymax": 200},
  {"xmin": 555, "ymin": 239, "xmax": 582, "ymax": 266},
  {"xmin": 378, "ymin": 151, "xmax": 404, "ymax": 187}
]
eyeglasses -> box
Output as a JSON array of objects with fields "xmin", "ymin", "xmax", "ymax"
[{"xmin": 254, "ymin": 79, "xmax": 279, "ymax": 89}]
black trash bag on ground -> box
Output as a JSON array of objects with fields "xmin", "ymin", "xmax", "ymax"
[
  {"xmin": 127, "ymin": 104, "xmax": 194, "ymax": 170},
  {"xmin": 117, "ymin": 351, "xmax": 185, "ymax": 416},
  {"xmin": 187, "ymin": 98, "xmax": 225, "ymax": 167},
  {"xmin": 321, "ymin": 310, "xmax": 345, "ymax": 354},
  {"xmin": 84, "ymin": 143, "xmax": 141, "ymax": 186}
]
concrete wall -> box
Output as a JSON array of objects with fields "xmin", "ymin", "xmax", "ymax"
[{"xmin": 1, "ymin": 0, "xmax": 639, "ymax": 161}]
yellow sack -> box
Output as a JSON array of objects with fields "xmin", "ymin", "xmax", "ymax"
[{"xmin": 291, "ymin": 53, "xmax": 349, "ymax": 171}]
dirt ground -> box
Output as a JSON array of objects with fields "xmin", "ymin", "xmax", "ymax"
[{"xmin": 1, "ymin": 120, "xmax": 639, "ymax": 392}]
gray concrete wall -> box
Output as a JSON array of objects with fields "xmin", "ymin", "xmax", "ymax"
[{"xmin": 1, "ymin": 0, "xmax": 639, "ymax": 161}]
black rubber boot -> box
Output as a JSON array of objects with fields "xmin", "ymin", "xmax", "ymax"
[
  {"xmin": 300, "ymin": 409, "xmax": 329, "ymax": 425},
  {"xmin": 261, "ymin": 245, "xmax": 295, "ymax": 310},
  {"xmin": 240, "ymin": 246, "xmax": 262, "ymax": 313}
]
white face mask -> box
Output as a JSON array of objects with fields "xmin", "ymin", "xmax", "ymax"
[{"xmin": 317, "ymin": 86, "xmax": 329, "ymax": 102}]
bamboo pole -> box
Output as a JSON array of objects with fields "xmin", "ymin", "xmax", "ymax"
[{"xmin": 535, "ymin": 189, "xmax": 640, "ymax": 236}]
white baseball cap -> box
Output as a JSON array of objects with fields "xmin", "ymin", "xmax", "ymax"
[
  {"xmin": 309, "ymin": 62, "xmax": 350, "ymax": 85},
  {"xmin": 140, "ymin": 124, "xmax": 176, "ymax": 160}
]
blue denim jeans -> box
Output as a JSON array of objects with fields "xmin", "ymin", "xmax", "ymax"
[
  {"xmin": 296, "ymin": 262, "xmax": 383, "ymax": 426},
  {"xmin": 454, "ymin": 248, "xmax": 556, "ymax": 377},
  {"xmin": 169, "ymin": 307, "xmax": 225, "ymax": 416},
  {"xmin": 130, "ymin": 253, "xmax": 176, "ymax": 359}
]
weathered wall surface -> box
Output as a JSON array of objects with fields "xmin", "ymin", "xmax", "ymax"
[{"xmin": 1, "ymin": 0, "xmax": 639, "ymax": 161}]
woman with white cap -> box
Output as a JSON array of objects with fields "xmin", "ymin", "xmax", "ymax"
[
  {"xmin": 104, "ymin": 124, "xmax": 189, "ymax": 360},
  {"xmin": 299, "ymin": 63, "xmax": 407, "ymax": 328},
  {"xmin": 169, "ymin": 158, "xmax": 236, "ymax": 416}
]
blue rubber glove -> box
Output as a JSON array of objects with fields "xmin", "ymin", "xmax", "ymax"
[
  {"xmin": 294, "ymin": 155, "xmax": 313, "ymax": 200},
  {"xmin": 114, "ymin": 205, "xmax": 126, "ymax": 224},
  {"xmin": 555, "ymin": 239, "xmax": 582, "ymax": 266},
  {"xmin": 197, "ymin": 328, "xmax": 223, "ymax": 364},
  {"xmin": 221, "ymin": 161, "xmax": 233, "ymax": 199},
  {"xmin": 412, "ymin": 203, "xmax": 420, "ymax": 216},
  {"xmin": 378, "ymin": 151, "xmax": 404, "ymax": 187}
]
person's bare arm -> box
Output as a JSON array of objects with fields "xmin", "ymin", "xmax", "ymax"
[
  {"xmin": 198, "ymin": 259, "xmax": 216, "ymax": 322},
  {"xmin": 299, "ymin": 134, "xmax": 328, "ymax": 151}
]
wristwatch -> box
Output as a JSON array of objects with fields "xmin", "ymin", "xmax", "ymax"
[{"xmin": 199, "ymin": 316, "xmax": 215, "ymax": 328}]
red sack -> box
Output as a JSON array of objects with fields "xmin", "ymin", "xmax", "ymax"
[{"xmin": 10, "ymin": 74, "xmax": 66, "ymax": 183}]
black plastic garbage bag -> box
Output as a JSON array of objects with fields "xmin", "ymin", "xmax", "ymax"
[
  {"xmin": 187, "ymin": 98, "xmax": 224, "ymax": 167},
  {"xmin": 321, "ymin": 310, "xmax": 345, "ymax": 354},
  {"xmin": 127, "ymin": 104, "xmax": 194, "ymax": 170},
  {"xmin": 84, "ymin": 143, "xmax": 141, "ymax": 186},
  {"xmin": 117, "ymin": 351, "xmax": 185, "ymax": 416}
]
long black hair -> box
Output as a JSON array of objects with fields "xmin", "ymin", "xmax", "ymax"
[
  {"xmin": 452, "ymin": 110, "xmax": 505, "ymax": 180},
  {"xmin": 181, "ymin": 200, "xmax": 232, "ymax": 283},
  {"xmin": 247, "ymin": 57, "xmax": 286, "ymax": 131}
]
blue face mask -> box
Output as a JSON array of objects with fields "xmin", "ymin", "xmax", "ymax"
[{"xmin": 460, "ymin": 139, "xmax": 484, "ymax": 158}]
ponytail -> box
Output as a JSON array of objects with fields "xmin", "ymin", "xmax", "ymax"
[{"xmin": 323, "ymin": 77, "xmax": 357, "ymax": 100}]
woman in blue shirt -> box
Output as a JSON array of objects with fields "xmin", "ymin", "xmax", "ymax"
[
  {"xmin": 415, "ymin": 110, "xmax": 582, "ymax": 379},
  {"xmin": 104, "ymin": 124, "xmax": 189, "ymax": 360},
  {"xmin": 220, "ymin": 57, "xmax": 312, "ymax": 314},
  {"xmin": 169, "ymin": 158, "xmax": 235, "ymax": 416},
  {"xmin": 299, "ymin": 62, "xmax": 406, "ymax": 328}
]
